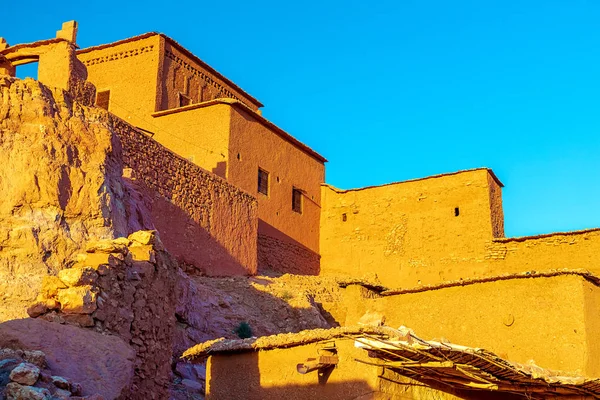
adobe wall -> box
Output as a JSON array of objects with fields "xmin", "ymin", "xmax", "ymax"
[
  {"xmin": 320, "ymin": 169, "xmax": 502, "ymax": 287},
  {"xmin": 485, "ymin": 229, "xmax": 600, "ymax": 276},
  {"xmin": 205, "ymin": 339, "xmax": 525, "ymax": 400},
  {"xmin": 159, "ymin": 38, "xmax": 259, "ymax": 111},
  {"xmin": 229, "ymin": 105, "xmax": 324, "ymax": 274},
  {"xmin": 112, "ymin": 117, "xmax": 258, "ymax": 276},
  {"xmin": 150, "ymin": 103, "xmax": 231, "ymax": 178},
  {"xmin": 343, "ymin": 274, "xmax": 596, "ymax": 376},
  {"xmin": 77, "ymin": 35, "xmax": 162, "ymax": 130},
  {"xmin": 205, "ymin": 339, "xmax": 379, "ymax": 400}
]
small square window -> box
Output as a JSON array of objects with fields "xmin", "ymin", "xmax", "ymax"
[
  {"xmin": 258, "ymin": 168, "xmax": 269, "ymax": 195},
  {"xmin": 96, "ymin": 90, "xmax": 110, "ymax": 110},
  {"xmin": 292, "ymin": 188, "xmax": 303, "ymax": 214},
  {"xmin": 179, "ymin": 92, "xmax": 192, "ymax": 107}
]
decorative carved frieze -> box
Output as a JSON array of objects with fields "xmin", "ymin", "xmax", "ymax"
[{"xmin": 82, "ymin": 45, "xmax": 155, "ymax": 66}]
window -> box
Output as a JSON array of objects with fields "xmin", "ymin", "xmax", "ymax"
[
  {"xmin": 258, "ymin": 168, "xmax": 269, "ymax": 195},
  {"xmin": 96, "ymin": 90, "xmax": 110, "ymax": 110},
  {"xmin": 292, "ymin": 188, "xmax": 303, "ymax": 214},
  {"xmin": 179, "ymin": 92, "xmax": 192, "ymax": 107},
  {"xmin": 454, "ymin": 207, "xmax": 460, "ymax": 217}
]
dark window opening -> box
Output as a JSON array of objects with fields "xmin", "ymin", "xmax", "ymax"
[
  {"xmin": 454, "ymin": 207, "xmax": 460, "ymax": 217},
  {"xmin": 258, "ymin": 168, "xmax": 269, "ymax": 195},
  {"xmin": 96, "ymin": 90, "xmax": 110, "ymax": 110},
  {"xmin": 342, "ymin": 213, "xmax": 347, "ymax": 222},
  {"xmin": 179, "ymin": 92, "xmax": 192, "ymax": 107},
  {"xmin": 237, "ymin": 153, "xmax": 241, "ymax": 161},
  {"xmin": 292, "ymin": 188, "xmax": 303, "ymax": 214}
]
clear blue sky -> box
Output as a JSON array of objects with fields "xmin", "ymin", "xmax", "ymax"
[{"xmin": 4, "ymin": 1, "xmax": 600, "ymax": 237}]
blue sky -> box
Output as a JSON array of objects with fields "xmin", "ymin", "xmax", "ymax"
[{"xmin": 4, "ymin": 1, "xmax": 600, "ymax": 237}]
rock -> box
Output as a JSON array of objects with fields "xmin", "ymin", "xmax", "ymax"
[
  {"xmin": 0, "ymin": 78, "xmax": 153, "ymax": 322},
  {"xmin": 181, "ymin": 379, "xmax": 204, "ymax": 392},
  {"xmin": 9, "ymin": 362, "xmax": 40, "ymax": 385},
  {"xmin": 57, "ymin": 268, "xmax": 98, "ymax": 287},
  {"xmin": 51, "ymin": 375, "xmax": 70, "ymax": 389},
  {"xmin": 128, "ymin": 230, "xmax": 158, "ymax": 246},
  {"xmin": 56, "ymin": 286, "xmax": 97, "ymax": 314},
  {"xmin": 128, "ymin": 245, "xmax": 155, "ymax": 262},
  {"xmin": 52, "ymin": 388, "xmax": 72, "ymax": 400},
  {"xmin": 0, "ymin": 319, "xmax": 135, "ymax": 399},
  {"xmin": 26, "ymin": 302, "xmax": 49, "ymax": 318},
  {"xmin": 40, "ymin": 277, "xmax": 67, "ymax": 299},
  {"xmin": 4, "ymin": 382, "xmax": 51, "ymax": 400}
]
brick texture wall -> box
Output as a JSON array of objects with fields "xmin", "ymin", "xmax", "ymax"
[{"xmin": 111, "ymin": 117, "xmax": 258, "ymax": 276}]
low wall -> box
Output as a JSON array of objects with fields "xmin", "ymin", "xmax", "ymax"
[
  {"xmin": 112, "ymin": 117, "xmax": 258, "ymax": 276},
  {"xmin": 29, "ymin": 232, "xmax": 178, "ymax": 399},
  {"xmin": 343, "ymin": 273, "xmax": 600, "ymax": 376},
  {"xmin": 485, "ymin": 228, "xmax": 600, "ymax": 274}
]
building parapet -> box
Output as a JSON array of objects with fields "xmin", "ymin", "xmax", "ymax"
[{"xmin": 151, "ymin": 98, "xmax": 328, "ymax": 164}]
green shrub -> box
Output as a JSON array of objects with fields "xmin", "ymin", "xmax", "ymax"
[
  {"xmin": 280, "ymin": 290, "xmax": 294, "ymax": 301},
  {"xmin": 234, "ymin": 321, "xmax": 253, "ymax": 339}
]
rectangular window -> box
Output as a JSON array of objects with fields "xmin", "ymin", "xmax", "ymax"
[
  {"xmin": 96, "ymin": 90, "xmax": 110, "ymax": 110},
  {"xmin": 179, "ymin": 92, "xmax": 192, "ymax": 107},
  {"xmin": 292, "ymin": 188, "xmax": 303, "ymax": 214},
  {"xmin": 258, "ymin": 168, "xmax": 269, "ymax": 195}
]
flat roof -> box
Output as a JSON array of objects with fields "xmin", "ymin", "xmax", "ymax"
[
  {"xmin": 323, "ymin": 167, "xmax": 504, "ymax": 193},
  {"xmin": 77, "ymin": 32, "xmax": 263, "ymax": 109}
]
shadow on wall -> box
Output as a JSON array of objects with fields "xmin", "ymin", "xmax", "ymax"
[
  {"xmin": 257, "ymin": 220, "xmax": 320, "ymax": 276},
  {"xmin": 128, "ymin": 177, "xmax": 250, "ymax": 276},
  {"xmin": 212, "ymin": 161, "xmax": 226, "ymax": 179}
]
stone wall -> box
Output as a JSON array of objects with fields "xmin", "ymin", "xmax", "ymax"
[
  {"xmin": 29, "ymin": 232, "xmax": 177, "ymax": 400},
  {"xmin": 257, "ymin": 234, "xmax": 320, "ymax": 275},
  {"xmin": 111, "ymin": 117, "xmax": 258, "ymax": 276}
]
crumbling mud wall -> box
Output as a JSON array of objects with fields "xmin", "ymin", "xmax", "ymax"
[
  {"xmin": 29, "ymin": 231, "xmax": 177, "ymax": 400},
  {"xmin": 0, "ymin": 77, "xmax": 148, "ymax": 321},
  {"xmin": 112, "ymin": 117, "xmax": 258, "ymax": 276}
]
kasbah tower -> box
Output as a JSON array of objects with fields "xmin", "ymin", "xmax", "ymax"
[{"xmin": 0, "ymin": 20, "xmax": 600, "ymax": 400}]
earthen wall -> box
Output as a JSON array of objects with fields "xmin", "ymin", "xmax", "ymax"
[
  {"xmin": 159, "ymin": 39, "xmax": 260, "ymax": 111},
  {"xmin": 485, "ymin": 229, "xmax": 600, "ymax": 275},
  {"xmin": 150, "ymin": 103, "xmax": 231, "ymax": 178},
  {"xmin": 343, "ymin": 274, "xmax": 596, "ymax": 375},
  {"xmin": 229, "ymin": 106, "xmax": 324, "ymax": 263},
  {"xmin": 320, "ymin": 169, "xmax": 500, "ymax": 287},
  {"xmin": 112, "ymin": 117, "xmax": 258, "ymax": 276},
  {"xmin": 77, "ymin": 35, "xmax": 162, "ymax": 131}
]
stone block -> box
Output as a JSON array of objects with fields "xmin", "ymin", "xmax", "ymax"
[
  {"xmin": 40, "ymin": 276, "xmax": 67, "ymax": 298},
  {"xmin": 128, "ymin": 245, "xmax": 155, "ymax": 262},
  {"xmin": 57, "ymin": 286, "xmax": 97, "ymax": 314},
  {"xmin": 9, "ymin": 362, "xmax": 40, "ymax": 385},
  {"xmin": 58, "ymin": 267, "xmax": 98, "ymax": 287},
  {"xmin": 4, "ymin": 382, "xmax": 50, "ymax": 400}
]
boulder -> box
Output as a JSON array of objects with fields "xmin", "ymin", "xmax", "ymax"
[
  {"xmin": 0, "ymin": 319, "xmax": 135, "ymax": 399},
  {"xmin": 4, "ymin": 382, "xmax": 51, "ymax": 400},
  {"xmin": 9, "ymin": 362, "xmax": 40, "ymax": 385}
]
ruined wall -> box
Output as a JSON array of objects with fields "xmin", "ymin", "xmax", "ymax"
[
  {"xmin": 320, "ymin": 169, "xmax": 502, "ymax": 287},
  {"xmin": 112, "ymin": 117, "xmax": 258, "ymax": 276},
  {"xmin": 29, "ymin": 232, "xmax": 177, "ymax": 400},
  {"xmin": 150, "ymin": 103, "xmax": 231, "ymax": 178},
  {"xmin": 257, "ymin": 233, "xmax": 320, "ymax": 275},
  {"xmin": 229, "ymin": 105, "xmax": 325, "ymax": 274},
  {"xmin": 343, "ymin": 274, "xmax": 596, "ymax": 375},
  {"xmin": 77, "ymin": 34, "xmax": 162, "ymax": 130},
  {"xmin": 159, "ymin": 38, "xmax": 260, "ymax": 111}
]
